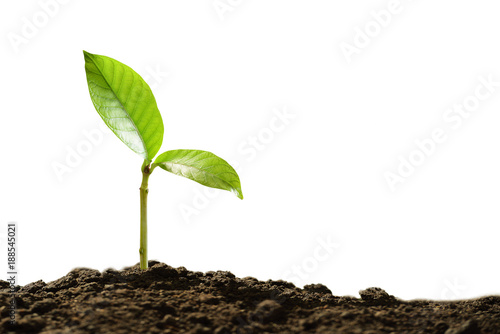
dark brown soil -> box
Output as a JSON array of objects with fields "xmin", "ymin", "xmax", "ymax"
[{"xmin": 1, "ymin": 261, "xmax": 499, "ymax": 334}]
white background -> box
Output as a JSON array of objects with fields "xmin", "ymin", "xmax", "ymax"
[{"xmin": 1, "ymin": 0, "xmax": 500, "ymax": 301}]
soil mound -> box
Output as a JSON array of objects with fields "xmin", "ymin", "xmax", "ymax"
[{"xmin": 1, "ymin": 261, "xmax": 499, "ymax": 333}]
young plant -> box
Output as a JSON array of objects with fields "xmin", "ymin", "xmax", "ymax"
[{"xmin": 83, "ymin": 51, "xmax": 243, "ymax": 270}]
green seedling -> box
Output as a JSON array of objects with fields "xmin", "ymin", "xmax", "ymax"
[{"xmin": 83, "ymin": 51, "xmax": 243, "ymax": 270}]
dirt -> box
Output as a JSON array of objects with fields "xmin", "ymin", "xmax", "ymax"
[{"xmin": 1, "ymin": 261, "xmax": 499, "ymax": 334}]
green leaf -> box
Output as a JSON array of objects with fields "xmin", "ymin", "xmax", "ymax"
[
  {"xmin": 83, "ymin": 51, "xmax": 164, "ymax": 160},
  {"xmin": 153, "ymin": 150, "xmax": 243, "ymax": 199}
]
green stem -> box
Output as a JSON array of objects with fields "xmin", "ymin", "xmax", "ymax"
[{"xmin": 139, "ymin": 160, "xmax": 151, "ymax": 270}]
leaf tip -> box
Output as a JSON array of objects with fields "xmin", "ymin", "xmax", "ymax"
[
  {"xmin": 83, "ymin": 50, "xmax": 93, "ymax": 62},
  {"xmin": 234, "ymin": 189, "xmax": 244, "ymax": 200}
]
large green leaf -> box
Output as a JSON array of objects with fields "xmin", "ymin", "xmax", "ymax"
[
  {"xmin": 153, "ymin": 150, "xmax": 243, "ymax": 199},
  {"xmin": 83, "ymin": 51, "xmax": 164, "ymax": 160}
]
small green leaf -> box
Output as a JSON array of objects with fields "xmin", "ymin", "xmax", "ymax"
[
  {"xmin": 153, "ymin": 150, "xmax": 243, "ymax": 199},
  {"xmin": 83, "ymin": 51, "xmax": 164, "ymax": 160}
]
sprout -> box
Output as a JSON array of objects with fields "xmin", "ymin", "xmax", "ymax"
[{"xmin": 83, "ymin": 51, "xmax": 243, "ymax": 269}]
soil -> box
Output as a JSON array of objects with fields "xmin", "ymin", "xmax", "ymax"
[{"xmin": 1, "ymin": 261, "xmax": 499, "ymax": 334}]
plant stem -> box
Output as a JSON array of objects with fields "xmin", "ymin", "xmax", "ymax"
[{"xmin": 139, "ymin": 160, "xmax": 151, "ymax": 270}]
